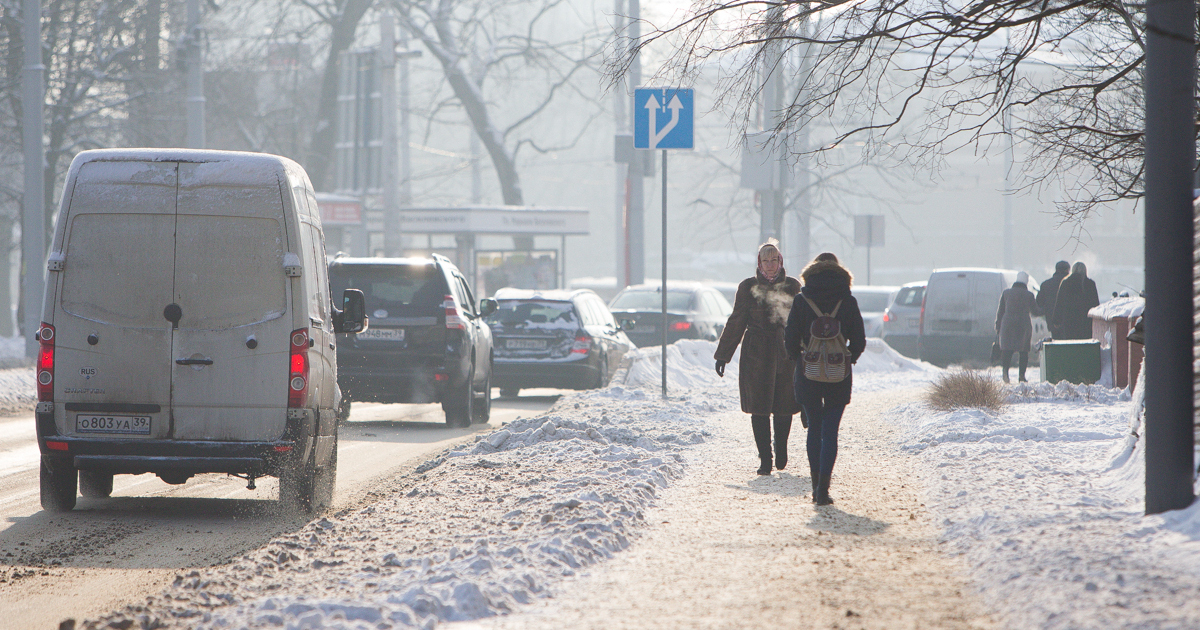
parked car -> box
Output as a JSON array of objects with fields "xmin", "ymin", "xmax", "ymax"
[
  {"xmin": 919, "ymin": 268, "xmax": 1046, "ymax": 367},
  {"xmin": 855, "ymin": 286, "xmax": 900, "ymax": 337},
  {"xmin": 328, "ymin": 254, "xmax": 497, "ymax": 428},
  {"xmin": 608, "ymin": 282, "xmax": 733, "ymax": 347},
  {"xmin": 881, "ymin": 281, "xmax": 926, "ymax": 358},
  {"xmin": 701, "ymin": 280, "xmax": 740, "ymax": 306},
  {"xmin": 485, "ymin": 288, "xmax": 636, "ymax": 397},
  {"xmin": 35, "ymin": 149, "xmax": 367, "ymax": 513}
]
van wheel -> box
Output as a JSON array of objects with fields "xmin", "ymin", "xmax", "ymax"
[
  {"xmin": 40, "ymin": 456, "xmax": 77, "ymax": 512},
  {"xmin": 472, "ymin": 368, "xmax": 491, "ymax": 425},
  {"xmin": 500, "ymin": 387, "xmax": 520, "ymax": 398},
  {"xmin": 280, "ymin": 428, "xmax": 337, "ymax": 514},
  {"xmin": 336, "ymin": 395, "xmax": 351, "ymax": 425},
  {"xmin": 443, "ymin": 367, "xmax": 474, "ymax": 429},
  {"xmin": 79, "ymin": 470, "xmax": 114, "ymax": 499}
]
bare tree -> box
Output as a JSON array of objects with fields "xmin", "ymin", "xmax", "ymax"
[
  {"xmin": 0, "ymin": 0, "xmax": 150, "ymax": 334},
  {"xmin": 392, "ymin": 0, "xmax": 604, "ymax": 205},
  {"xmin": 607, "ymin": 0, "xmax": 1166, "ymax": 220}
]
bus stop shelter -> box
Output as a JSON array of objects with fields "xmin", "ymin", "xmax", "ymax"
[{"xmin": 398, "ymin": 206, "xmax": 588, "ymax": 296}]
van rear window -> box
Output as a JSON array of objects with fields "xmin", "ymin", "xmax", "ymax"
[
  {"xmin": 329, "ymin": 264, "xmax": 449, "ymax": 316},
  {"xmin": 61, "ymin": 213, "xmax": 177, "ymax": 328}
]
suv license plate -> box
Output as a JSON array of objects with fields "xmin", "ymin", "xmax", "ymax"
[
  {"xmin": 507, "ymin": 339, "xmax": 547, "ymax": 349},
  {"xmin": 358, "ymin": 328, "xmax": 405, "ymax": 341},
  {"xmin": 76, "ymin": 415, "xmax": 151, "ymax": 435}
]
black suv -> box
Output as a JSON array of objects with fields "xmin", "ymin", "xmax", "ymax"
[{"xmin": 328, "ymin": 254, "xmax": 496, "ymax": 427}]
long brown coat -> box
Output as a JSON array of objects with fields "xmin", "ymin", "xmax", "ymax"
[{"xmin": 714, "ymin": 269, "xmax": 803, "ymax": 416}]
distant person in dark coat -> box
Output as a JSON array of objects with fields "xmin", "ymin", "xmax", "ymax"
[
  {"xmin": 714, "ymin": 242, "xmax": 803, "ymax": 476},
  {"xmin": 785, "ymin": 253, "xmax": 866, "ymax": 506},
  {"xmin": 1051, "ymin": 262, "xmax": 1100, "ymax": 340},
  {"xmin": 996, "ymin": 272, "xmax": 1040, "ymax": 383},
  {"xmin": 1037, "ymin": 261, "xmax": 1070, "ymax": 336}
]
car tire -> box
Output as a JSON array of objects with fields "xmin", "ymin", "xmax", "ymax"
[
  {"xmin": 336, "ymin": 394, "xmax": 351, "ymax": 425},
  {"xmin": 472, "ymin": 366, "xmax": 492, "ymax": 425},
  {"xmin": 592, "ymin": 355, "xmax": 609, "ymax": 389},
  {"xmin": 500, "ymin": 387, "xmax": 520, "ymax": 398},
  {"xmin": 79, "ymin": 470, "xmax": 114, "ymax": 499},
  {"xmin": 40, "ymin": 456, "xmax": 77, "ymax": 512},
  {"xmin": 444, "ymin": 364, "xmax": 474, "ymax": 428}
]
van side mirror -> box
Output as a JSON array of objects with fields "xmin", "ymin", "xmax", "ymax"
[
  {"xmin": 337, "ymin": 289, "xmax": 368, "ymax": 334},
  {"xmin": 479, "ymin": 298, "xmax": 498, "ymax": 317}
]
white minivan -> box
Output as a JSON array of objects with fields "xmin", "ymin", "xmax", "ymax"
[
  {"xmin": 918, "ymin": 267, "xmax": 1045, "ymax": 367},
  {"xmin": 35, "ymin": 149, "xmax": 366, "ymax": 513}
]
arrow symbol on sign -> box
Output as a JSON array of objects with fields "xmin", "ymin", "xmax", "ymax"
[{"xmin": 645, "ymin": 93, "xmax": 684, "ymax": 149}]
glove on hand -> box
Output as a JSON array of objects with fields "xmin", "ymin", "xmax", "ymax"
[{"xmin": 715, "ymin": 360, "xmax": 726, "ymax": 377}]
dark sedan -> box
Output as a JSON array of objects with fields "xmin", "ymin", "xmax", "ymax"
[
  {"xmin": 485, "ymin": 288, "xmax": 636, "ymax": 397},
  {"xmin": 608, "ymin": 283, "xmax": 733, "ymax": 348}
]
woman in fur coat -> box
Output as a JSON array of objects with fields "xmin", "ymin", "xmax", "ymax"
[
  {"xmin": 714, "ymin": 242, "xmax": 804, "ymax": 476},
  {"xmin": 785, "ymin": 253, "xmax": 866, "ymax": 505}
]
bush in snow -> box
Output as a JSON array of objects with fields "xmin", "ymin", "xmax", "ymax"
[{"xmin": 926, "ymin": 369, "xmax": 1007, "ymax": 412}]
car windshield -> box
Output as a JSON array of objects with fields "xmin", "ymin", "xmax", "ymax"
[
  {"xmin": 610, "ymin": 290, "xmax": 693, "ymax": 311},
  {"xmin": 487, "ymin": 300, "xmax": 579, "ymax": 329},
  {"xmin": 329, "ymin": 264, "xmax": 448, "ymax": 316},
  {"xmin": 855, "ymin": 292, "xmax": 893, "ymax": 312}
]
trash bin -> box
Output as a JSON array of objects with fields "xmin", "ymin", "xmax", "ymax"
[
  {"xmin": 1042, "ymin": 340, "xmax": 1102, "ymax": 385},
  {"xmin": 1088, "ymin": 297, "xmax": 1144, "ymax": 389}
]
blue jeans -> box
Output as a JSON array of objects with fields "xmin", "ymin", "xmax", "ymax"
[{"xmin": 804, "ymin": 398, "xmax": 846, "ymax": 480}]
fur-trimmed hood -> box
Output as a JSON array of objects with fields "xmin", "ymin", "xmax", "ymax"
[{"xmin": 799, "ymin": 259, "xmax": 853, "ymax": 304}]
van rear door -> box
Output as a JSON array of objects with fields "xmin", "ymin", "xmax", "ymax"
[
  {"xmin": 55, "ymin": 161, "xmax": 178, "ymax": 439},
  {"xmin": 168, "ymin": 162, "xmax": 291, "ymax": 441}
]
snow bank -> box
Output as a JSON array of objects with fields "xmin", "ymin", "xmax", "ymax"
[
  {"xmin": 86, "ymin": 384, "xmax": 737, "ymax": 630},
  {"xmin": 620, "ymin": 339, "xmax": 738, "ymax": 391}
]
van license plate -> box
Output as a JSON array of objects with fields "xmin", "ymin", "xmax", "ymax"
[
  {"xmin": 357, "ymin": 328, "xmax": 404, "ymax": 341},
  {"xmin": 76, "ymin": 415, "xmax": 151, "ymax": 435}
]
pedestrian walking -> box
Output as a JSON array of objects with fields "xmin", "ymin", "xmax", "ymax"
[
  {"xmin": 1051, "ymin": 262, "xmax": 1100, "ymax": 340},
  {"xmin": 785, "ymin": 253, "xmax": 866, "ymax": 505},
  {"xmin": 1037, "ymin": 261, "xmax": 1070, "ymax": 337},
  {"xmin": 714, "ymin": 242, "xmax": 804, "ymax": 476},
  {"xmin": 996, "ymin": 272, "xmax": 1040, "ymax": 383}
]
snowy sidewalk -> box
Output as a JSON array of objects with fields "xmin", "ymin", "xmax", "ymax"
[{"xmin": 463, "ymin": 386, "xmax": 996, "ymax": 630}]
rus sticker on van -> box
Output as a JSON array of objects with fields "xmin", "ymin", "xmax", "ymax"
[{"xmin": 76, "ymin": 415, "xmax": 151, "ymax": 435}]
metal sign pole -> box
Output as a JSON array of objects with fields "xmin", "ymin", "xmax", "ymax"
[{"xmin": 661, "ymin": 149, "xmax": 668, "ymax": 399}]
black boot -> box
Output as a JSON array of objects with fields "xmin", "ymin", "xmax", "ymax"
[
  {"xmin": 751, "ymin": 415, "xmax": 772, "ymax": 475},
  {"xmin": 798, "ymin": 407, "xmax": 809, "ymax": 429},
  {"xmin": 814, "ymin": 474, "xmax": 834, "ymax": 506},
  {"xmin": 773, "ymin": 414, "xmax": 792, "ymax": 470},
  {"xmin": 1018, "ymin": 352, "xmax": 1029, "ymax": 382}
]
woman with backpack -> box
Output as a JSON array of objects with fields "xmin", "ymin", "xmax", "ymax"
[
  {"xmin": 714, "ymin": 241, "xmax": 804, "ymax": 476},
  {"xmin": 784, "ymin": 253, "xmax": 866, "ymax": 505}
]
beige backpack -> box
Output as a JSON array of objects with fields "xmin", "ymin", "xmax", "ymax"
[{"xmin": 801, "ymin": 296, "xmax": 849, "ymax": 383}]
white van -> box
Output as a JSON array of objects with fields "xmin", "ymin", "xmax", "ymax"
[
  {"xmin": 35, "ymin": 149, "xmax": 366, "ymax": 513},
  {"xmin": 919, "ymin": 267, "xmax": 1045, "ymax": 367}
]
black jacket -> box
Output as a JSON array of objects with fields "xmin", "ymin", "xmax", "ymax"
[
  {"xmin": 785, "ymin": 260, "xmax": 866, "ymax": 407},
  {"xmin": 1036, "ymin": 271, "xmax": 1068, "ymax": 323}
]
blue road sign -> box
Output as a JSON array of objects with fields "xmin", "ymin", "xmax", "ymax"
[{"xmin": 633, "ymin": 88, "xmax": 694, "ymax": 150}]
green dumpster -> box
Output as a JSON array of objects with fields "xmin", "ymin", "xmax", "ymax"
[{"xmin": 1041, "ymin": 340, "xmax": 1101, "ymax": 384}]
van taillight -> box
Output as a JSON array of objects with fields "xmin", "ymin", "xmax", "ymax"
[
  {"xmin": 918, "ymin": 295, "xmax": 926, "ymax": 336},
  {"xmin": 36, "ymin": 323, "xmax": 54, "ymax": 402},
  {"xmin": 572, "ymin": 334, "xmax": 591, "ymax": 354},
  {"xmin": 670, "ymin": 321, "xmax": 692, "ymax": 331},
  {"xmin": 443, "ymin": 295, "xmax": 465, "ymax": 330},
  {"xmin": 288, "ymin": 328, "xmax": 309, "ymax": 408}
]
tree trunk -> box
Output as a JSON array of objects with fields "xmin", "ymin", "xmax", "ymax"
[
  {"xmin": 399, "ymin": 7, "xmax": 524, "ymax": 206},
  {"xmin": 305, "ymin": 0, "xmax": 374, "ymax": 192}
]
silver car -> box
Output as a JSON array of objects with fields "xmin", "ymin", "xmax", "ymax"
[
  {"xmin": 854, "ymin": 286, "xmax": 899, "ymax": 338},
  {"xmin": 881, "ymin": 281, "xmax": 926, "ymax": 358}
]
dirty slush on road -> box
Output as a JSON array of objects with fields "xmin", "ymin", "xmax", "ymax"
[{"xmin": 66, "ymin": 375, "xmax": 993, "ymax": 630}]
